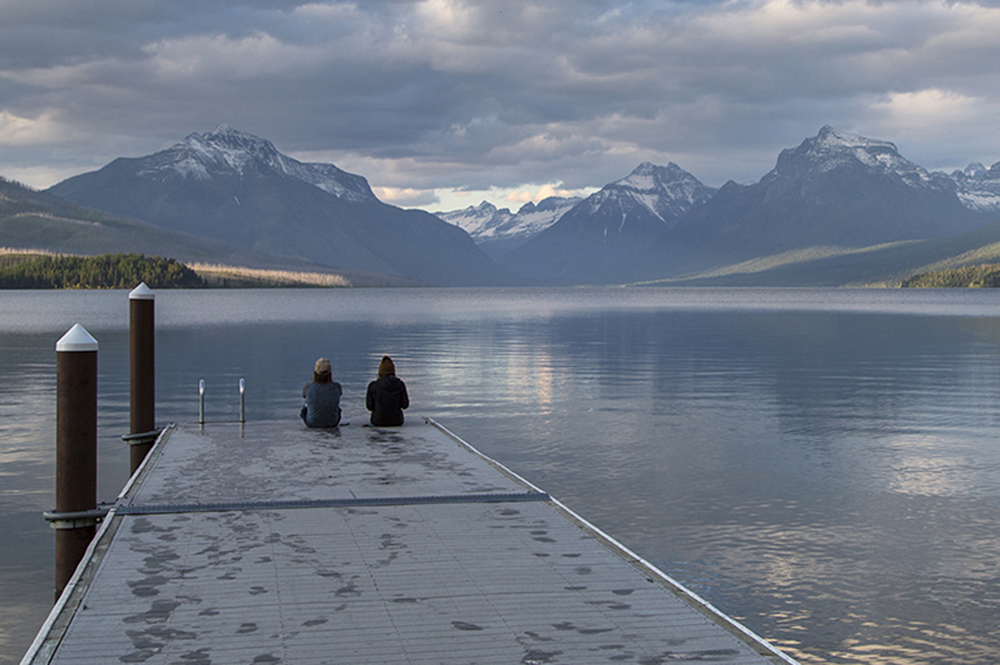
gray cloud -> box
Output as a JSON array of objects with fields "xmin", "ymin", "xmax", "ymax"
[{"xmin": 2, "ymin": 0, "xmax": 1000, "ymax": 208}]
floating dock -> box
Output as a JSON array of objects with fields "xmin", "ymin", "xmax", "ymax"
[{"xmin": 23, "ymin": 419, "xmax": 797, "ymax": 664}]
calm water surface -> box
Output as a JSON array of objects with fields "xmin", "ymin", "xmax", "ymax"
[{"xmin": 3, "ymin": 287, "xmax": 1000, "ymax": 664}]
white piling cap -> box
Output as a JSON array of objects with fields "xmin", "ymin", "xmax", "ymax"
[
  {"xmin": 129, "ymin": 283, "xmax": 155, "ymax": 300},
  {"xmin": 56, "ymin": 324, "xmax": 99, "ymax": 352}
]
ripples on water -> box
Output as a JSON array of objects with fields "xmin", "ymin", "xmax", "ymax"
[{"xmin": 3, "ymin": 287, "xmax": 1000, "ymax": 664}]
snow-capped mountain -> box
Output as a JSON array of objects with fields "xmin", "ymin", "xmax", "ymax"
[
  {"xmin": 438, "ymin": 201, "xmax": 515, "ymax": 238},
  {"xmin": 949, "ymin": 162, "xmax": 1000, "ymax": 214},
  {"xmin": 435, "ymin": 196, "xmax": 581, "ymax": 258},
  {"xmin": 766, "ymin": 126, "xmax": 1000, "ymax": 216},
  {"xmin": 47, "ymin": 127, "xmax": 508, "ymax": 286},
  {"xmin": 761, "ymin": 125, "xmax": 1000, "ymax": 215},
  {"xmin": 503, "ymin": 162, "xmax": 717, "ymax": 282},
  {"xmin": 768, "ymin": 125, "xmax": 940, "ymax": 187},
  {"xmin": 133, "ymin": 125, "xmax": 376, "ymax": 203},
  {"xmin": 765, "ymin": 126, "xmax": 1000, "ymax": 216},
  {"xmin": 579, "ymin": 161, "xmax": 717, "ymax": 224},
  {"xmin": 620, "ymin": 126, "xmax": 993, "ymax": 283}
]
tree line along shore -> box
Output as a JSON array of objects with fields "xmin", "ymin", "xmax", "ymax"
[
  {"xmin": 0, "ymin": 251, "xmax": 353, "ymax": 289},
  {"xmin": 2, "ymin": 249, "xmax": 999, "ymax": 289}
]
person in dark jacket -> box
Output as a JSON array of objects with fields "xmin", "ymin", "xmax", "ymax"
[
  {"xmin": 301, "ymin": 357, "xmax": 342, "ymax": 428},
  {"xmin": 366, "ymin": 355, "xmax": 409, "ymax": 426}
]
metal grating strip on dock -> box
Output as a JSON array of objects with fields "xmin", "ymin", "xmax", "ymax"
[{"xmin": 115, "ymin": 491, "xmax": 552, "ymax": 515}]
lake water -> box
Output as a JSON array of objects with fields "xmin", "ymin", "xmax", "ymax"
[{"xmin": 3, "ymin": 287, "xmax": 1000, "ymax": 664}]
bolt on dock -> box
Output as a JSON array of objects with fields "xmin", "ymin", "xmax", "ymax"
[{"xmin": 23, "ymin": 419, "xmax": 798, "ymax": 664}]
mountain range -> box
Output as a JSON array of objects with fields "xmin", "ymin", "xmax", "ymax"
[
  {"xmin": 3, "ymin": 124, "xmax": 999, "ymax": 286},
  {"xmin": 613, "ymin": 126, "xmax": 1000, "ymax": 283},
  {"xmin": 438, "ymin": 126, "xmax": 1000, "ymax": 284}
]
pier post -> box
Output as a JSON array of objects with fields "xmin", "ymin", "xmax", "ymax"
[
  {"xmin": 128, "ymin": 283, "xmax": 156, "ymax": 474},
  {"xmin": 49, "ymin": 324, "xmax": 99, "ymax": 600}
]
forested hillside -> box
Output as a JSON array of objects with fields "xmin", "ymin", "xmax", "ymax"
[
  {"xmin": 0, "ymin": 252, "xmax": 205, "ymax": 289},
  {"xmin": 901, "ymin": 264, "xmax": 1000, "ymax": 288}
]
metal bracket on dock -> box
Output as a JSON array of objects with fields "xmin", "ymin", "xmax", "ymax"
[
  {"xmin": 42, "ymin": 508, "xmax": 109, "ymax": 530},
  {"xmin": 121, "ymin": 428, "xmax": 163, "ymax": 446}
]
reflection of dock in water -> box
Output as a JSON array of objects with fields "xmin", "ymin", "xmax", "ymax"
[{"xmin": 23, "ymin": 419, "xmax": 797, "ymax": 664}]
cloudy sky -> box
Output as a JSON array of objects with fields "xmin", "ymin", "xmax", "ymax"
[{"xmin": 2, "ymin": 0, "xmax": 1000, "ymax": 211}]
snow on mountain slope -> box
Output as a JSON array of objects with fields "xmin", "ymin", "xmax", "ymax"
[
  {"xmin": 135, "ymin": 125, "xmax": 376, "ymax": 203},
  {"xmin": 501, "ymin": 162, "xmax": 717, "ymax": 282},
  {"xmin": 436, "ymin": 196, "xmax": 581, "ymax": 245},
  {"xmin": 781, "ymin": 126, "xmax": 1000, "ymax": 216},
  {"xmin": 46, "ymin": 126, "xmax": 511, "ymax": 286},
  {"xmin": 508, "ymin": 198, "xmax": 583, "ymax": 238},
  {"xmin": 950, "ymin": 162, "xmax": 1000, "ymax": 215},
  {"xmin": 768, "ymin": 125, "xmax": 945, "ymax": 190},
  {"xmin": 437, "ymin": 201, "xmax": 514, "ymax": 238},
  {"xmin": 580, "ymin": 162, "xmax": 716, "ymax": 224}
]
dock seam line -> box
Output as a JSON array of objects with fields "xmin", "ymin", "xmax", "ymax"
[{"xmin": 116, "ymin": 492, "xmax": 551, "ymax": 515}]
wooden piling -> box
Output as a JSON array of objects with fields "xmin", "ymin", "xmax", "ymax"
[
  {"xmin": 128, "ymin": 283, "xmax": 155, "ymax": 474},
  {"xmin": 50, "ymin": 324, "xmax": 99, "ymax": 600}
]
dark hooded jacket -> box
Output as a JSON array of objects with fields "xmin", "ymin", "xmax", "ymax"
[{"xmin": 366, "ymin": 375, "xmax": 409, "ymax": 426}]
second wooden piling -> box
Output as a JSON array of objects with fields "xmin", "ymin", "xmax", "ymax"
[{"xmin": 128, "ymin": 283, "xmax": 156, "ymax": 474}]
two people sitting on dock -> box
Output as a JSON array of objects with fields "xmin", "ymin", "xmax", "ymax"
[
  {"xmin": 366, "ymin": 355, "xmax": 409, "ymax": 426},
  {"xmin": 301, "ymin": 357, "xmax": 343, "ymax": 428}
]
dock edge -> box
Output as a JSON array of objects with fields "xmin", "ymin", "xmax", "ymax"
[
  {"xmin": 20, "ymin": 425, "xmax": 177, "ymax": 665},
  {"xmin": 423, "ymin": 417, "xmax": 801, "ymax": 665}
]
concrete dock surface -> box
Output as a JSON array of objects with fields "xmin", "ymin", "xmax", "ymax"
[{"xmin": 23, "ymin": 419, "xmax": 797, "ymax": 664}]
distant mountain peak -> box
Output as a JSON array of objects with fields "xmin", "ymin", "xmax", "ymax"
[
  {"xmin": 951, "ymin": 162, "xmax": 1000, "ymax": 180},
  {"xmin": 773, "ymin": 125, "xmax": 932, "ymax": 187},
  {"xmin": 805, "ymin": 125, "xmax": 899, "ymax": 158},
  {"xmin": 949, "ymin": 160, "xmax": 1000, "ymax": 212},
  {"xmin": 585, "ymin": 161, "xmax": 715, "ymax": 223},
  {"xmin": 173, "ymin": 126, "xmax": 287, "ymax": 179},
  {"xmin": 502, "ymin": 162, "xmax": 718, "ymax": 282},
  {"xmin": 625, "ymin": 160, "xmax": 683, "ymax": 177},
  {"xmin": 957, "ymin": 162, "xmax": 989, "ymax": 178},
  {"xmin": 133, "ymin": 126, "xmax": 376, "ymax": 202},
  {"xmin": 436, "ymin": 195, "xmax": 581, "ymax": 258},
  {"xmin": 201, "ymin": 125, "xmax": 280, "ymax": 153},
  {"xmin": 207, "ymin": 123, "xmax": 243, "ymax": 138},
  {"xmin": 815, "ymin": 123, "xmax": 880, "ymax": 144},
  {"xmin": 468, "ymin": 200, "xmax": 506, "ymax": 215}
]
